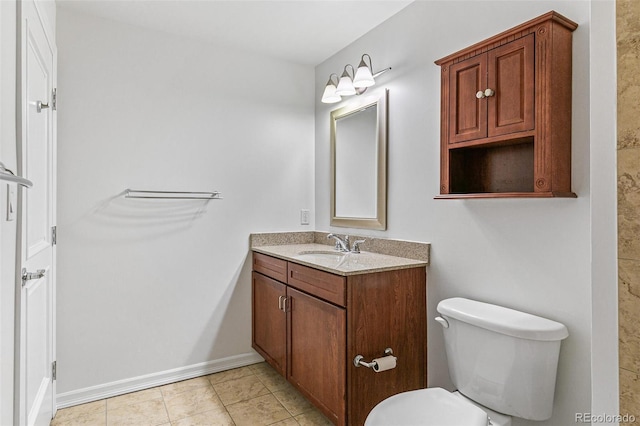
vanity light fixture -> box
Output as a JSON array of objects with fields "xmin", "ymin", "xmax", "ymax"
[
  {"xmin": 321, "ymin": 54, "xmax": 390, "ymax": 104},
  {"xmin": 353, "ymin": 54, "xmax": 375, "ymax": 88},
  {"xmin": 321, "ymin": 74, "xmax": 341, "ymax": 104},
  {"xmin": 335, "ymin": 65, "xmax": 357, "ymax": 96}
]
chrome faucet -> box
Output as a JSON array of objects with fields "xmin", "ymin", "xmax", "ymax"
[
  {"xmin": 326, "ymin": 234, "xmax": 367, "ymax": 253},
  {"xmin": 327, "ymin": 233, "xmax": 350, "ymax": 252},
  {"xmin": 351, "ymin": 239, "xmax": 366, "ymax": 253}
]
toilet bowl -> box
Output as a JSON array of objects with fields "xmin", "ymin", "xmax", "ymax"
[
  {"xmin": 365, "ymin": 387, "xmax": 496, "ymax": 426},
  {"xmin": 365, "ymin": 297, "xmax": 568, "ymax": 426},
  {"xmin": 365, "ymin": 387, "xmax": 512, "ymax": 426}
]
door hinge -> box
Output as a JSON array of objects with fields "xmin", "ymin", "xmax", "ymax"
[
  {"xmin": 51, "ymin": 226, "xmax": 57, "ymax": 245},
  {"xmin": 52, "ymin": 361, "xmax": 57, "ymax": 381},
  {"xmin": 52, "ymin": 88, "xmax": 57, "ymax": 111}
]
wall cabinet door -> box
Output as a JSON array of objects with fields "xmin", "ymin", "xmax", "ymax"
[
  {"xmin": 448, "ymin": 55, "xmax": 487, "ymax": 144},
  {"xmin": 487, "ymin": 34, "xmax": 535, "ymax": 137},
  {"xmin": 287, "ymin": 287, "xmax": 346, "ymax": 425},
  {"xmin": 252, "ymin": 272, "xmax": 287, "ymax": 376},
  {"xmin": 448, "ymin": 34, "xmax": 534, "ymax": 144}
]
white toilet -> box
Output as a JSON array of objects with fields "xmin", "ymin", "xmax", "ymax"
[{"xmin": 365, "ymin": 297, "xmax": 569, "ymax": 426}]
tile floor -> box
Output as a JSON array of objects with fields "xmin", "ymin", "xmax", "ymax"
[{"xmin": 50, "ymin": 362, "xmax": 333, "ymax": 426}]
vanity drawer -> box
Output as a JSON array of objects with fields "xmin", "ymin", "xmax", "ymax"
[
  {"xmin": 287, "ymin": 262, "xmax": 346, "ymax": 307},
  {"xmin": 253, "ymin": 253, "xmax": 288, "ymax": 283}
]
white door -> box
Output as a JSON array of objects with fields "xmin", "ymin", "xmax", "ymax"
[{"xmin": 17, "ymin": 0, "xmax": 56, "ymax": 424}]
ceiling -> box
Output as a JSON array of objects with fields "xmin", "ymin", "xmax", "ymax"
[{"xmin": 57, "ymin": 0, "xmax": 414, "ymax": 66}]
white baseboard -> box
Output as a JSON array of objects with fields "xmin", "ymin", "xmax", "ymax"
[{"xmin": 56, "ymin": 352, "xmax": 264, "ymax": 409}]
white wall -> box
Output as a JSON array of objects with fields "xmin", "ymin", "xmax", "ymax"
[
  {"xmin": 315, "ymin": 1, "xmax": 616, "ymax": 425},
  {"xmin": 56, "ymin": 7, "xmax": 315, "ymax": 401}
]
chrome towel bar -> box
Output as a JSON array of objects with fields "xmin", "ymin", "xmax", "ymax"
[{"xmin": 124, "ymin": 189, "xmax": 222, "ymax": 200}]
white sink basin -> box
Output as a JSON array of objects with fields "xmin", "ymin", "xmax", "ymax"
[
  {"xmin": 295, "ymin": 250, "xmax": 348, "ymax": 265},
  {"xmin": 297, "ymin": 250, "xmax": 346, "ymax": 258}
]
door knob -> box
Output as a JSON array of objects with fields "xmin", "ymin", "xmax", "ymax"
[
  {"xmin": 21, "ymin": 268, "xmax": 46, "ymax": 286},
  {"xmin": 36, "ymin": 101, "xmax": 50, "ymax": 113},
  {"xmin": 475, "ymin": 90, "xmax": 486, "ymax": 99},
  {"xmin": 484, "ymin": 88, "xmax": 495, "ymax": 97}
]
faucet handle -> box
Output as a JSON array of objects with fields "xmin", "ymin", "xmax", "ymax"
[{"xmin": 351, "ymin": 239, "xmax": 366, "ymax": 253}]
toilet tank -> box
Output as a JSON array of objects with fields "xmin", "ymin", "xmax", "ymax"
[{"xmin": 436, "ymin": 298, "xmax": 568, "ymax": 421}]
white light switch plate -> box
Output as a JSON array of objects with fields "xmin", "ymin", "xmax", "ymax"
[
  {"xmin": 300, "ymin": 209, "xmax": 310, "ymax": 225},
  {"xmin": 6, "ymin": 184, "xmax": 16, "ymax": 221}
]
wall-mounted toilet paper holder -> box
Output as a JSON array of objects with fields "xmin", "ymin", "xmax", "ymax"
[{"xmin": 354, "ymin": 348, "xmax": 395, "ymax": 369}]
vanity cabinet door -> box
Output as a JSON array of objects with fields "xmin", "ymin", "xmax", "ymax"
[
  {"xmin": 252, "ymin": 272, "xmax": 287, "ymax": 376},
  {"xmin": 287, "ymin": 287, "xmax": 346, "ymax": 426}
]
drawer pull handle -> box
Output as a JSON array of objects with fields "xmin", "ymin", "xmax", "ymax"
[{"xmin": 278, "ymin": 296, "xmax": 288, "ymax": 312}]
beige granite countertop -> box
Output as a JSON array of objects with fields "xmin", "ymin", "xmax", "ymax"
[{"xmin": 252, "ymin": 243, "xmax": 427, "ymax": 276}]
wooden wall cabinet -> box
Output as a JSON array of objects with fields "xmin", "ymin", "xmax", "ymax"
[
  {"xmin": 435, "ymin": 11, "xmax": 578, "ymax": 198},
  {"xmin": 252, "ymin": 252, "xmax": 427, "ymax": 426}
]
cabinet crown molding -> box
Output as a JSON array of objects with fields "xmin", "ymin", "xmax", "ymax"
[{"xmin": 435, "ymin": 10, "xmax": 578, "ymax": 66}]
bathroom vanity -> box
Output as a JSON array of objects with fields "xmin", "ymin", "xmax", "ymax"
[{"xmin": 251, "ymin": 237, "xmax": 428, "ymax": 426}]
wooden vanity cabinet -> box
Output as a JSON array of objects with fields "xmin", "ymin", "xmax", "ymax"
[
  {"xmin": 436, "ymin": 11, "xmax": 578, "ymax": 198},
  {"xmin": 252, "ymin": 252, "xmax": 427, "ymax": 426}
]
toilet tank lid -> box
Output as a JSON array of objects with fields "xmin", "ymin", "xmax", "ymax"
[{"xmin": 437, "ymin": 298, "xmax": 569, "ymax": 341}]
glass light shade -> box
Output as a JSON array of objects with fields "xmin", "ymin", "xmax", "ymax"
[
  {"xmin": 353, "ymin": 64, "xmax": 375, "ymax": 88},
  {"xmin": 321, "ymin": 82, "xmax": 341, "ymax": 103},
  {"xmin": 335, "ymin": 75, "xmax": 356, "ymax": 96}
]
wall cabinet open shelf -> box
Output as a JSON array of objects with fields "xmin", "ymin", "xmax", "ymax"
[{"xmin": 435, "ymin": 11, "xmax": 578, "ymax": 199}]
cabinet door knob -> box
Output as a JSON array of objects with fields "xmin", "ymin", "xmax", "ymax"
[
  {"xmin": 36, "ymin": 101, "xmax": 50, "ymax": 113},
  {"xmin": 475, "ymin": 90, "xmax": 486, "ymax": 99},
  {"xmin": 484, "ymin": 88, "xmax": 495, "ymax": 97}
]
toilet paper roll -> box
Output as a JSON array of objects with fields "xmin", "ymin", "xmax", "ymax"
[{"xmin": 372, "ymin": 355, "xmax": 397, "ymax": 372}]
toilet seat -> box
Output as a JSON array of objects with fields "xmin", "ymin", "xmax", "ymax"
[{"xmin": 365, "ymin": 387, "xmax": 489, "ymax": 426}]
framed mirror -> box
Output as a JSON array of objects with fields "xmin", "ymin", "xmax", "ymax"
[{"xmin": 330, "ymin": 89, "xmax": 387, "ymax": 230}]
